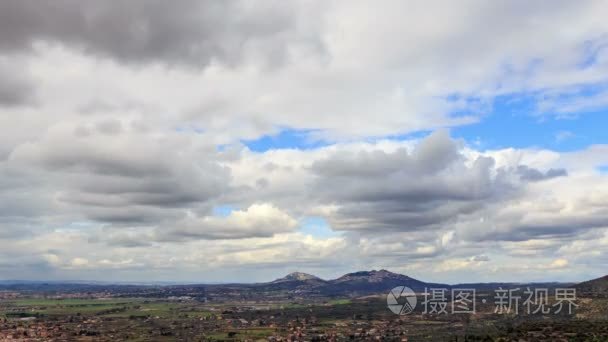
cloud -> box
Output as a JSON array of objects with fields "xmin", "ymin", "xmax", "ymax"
[
  {"xmin": 1, "ymin": 1, "xmax": 608, "ymax": 282},
  {"xmin": 69, "ymin": 257, "xmax": 89, "ymax": 268},
  {"xmin": 309, "ymin": 131, "xmax": 516, "ymax": 232},
  {"xmin": 1, "ymin": 124, "xmax": 606, "ymax": 282},
  {"xmin": 7, "ymin": 121, "xmax": 230, "ymax": 224},
  {"xmin": 549, "ymin": 258, "xmax": 569, "ymax": 269},
  {"xmin": 157, "ymin": 203, "xmax": 298, "ymax": 240},
  {"xmin": 516, "ymin": 165, "xmax": 567, "ymax": 182},
  {"xmin": 3, "ymin": 1, "xmax": 608, "ymax": 142},
  {"xmin": 226, "ymin": 134, "xmax": 608, "ymax": 265},
  {"xmin": 0, "ymin": 0, "xmax": 323, "ymax": 68},
  {"xmin": 469, "ymin": 255, "xmax": 490, "ymax": 262},
  {"xmin": 536, "ymin": 84, "xmax": 608, "ymax": 117},
  {"xmin": 0, "ymin": 56, "xmax": 35, "ymax": 106},
  {"xmin": 555, "ymin": 130, "xmax": 575, "ymax": 143}
]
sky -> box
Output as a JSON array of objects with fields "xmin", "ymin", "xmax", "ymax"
[{"xmin": 1, "ymin": 0, "xmax": 608, "ymax": 284}]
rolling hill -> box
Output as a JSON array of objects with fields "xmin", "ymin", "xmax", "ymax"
[{"xmin": 576, "ymin": 274, "xmax": 608, "ymax": 297}]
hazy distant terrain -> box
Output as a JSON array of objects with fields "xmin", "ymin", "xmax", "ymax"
[{"xmin": 0, "ymin": 269, "xmax": 577, "ymax": 298}]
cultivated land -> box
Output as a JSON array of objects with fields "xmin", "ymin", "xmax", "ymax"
[{"xmin": 0, "ymin": 271, "xmax": 607, "ymax": 341}]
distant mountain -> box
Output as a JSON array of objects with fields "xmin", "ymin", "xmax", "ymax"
[
  {"xmin": 325, "ymin": 269, "xmax": 446, "ymax": 294},
  {"xmin": 272, "ymin": 272, "xmax": 325, "ymax": 283},
  {"xmin": 237, "ymin": 269, "xmax": 447, "ymax": 296},
  {"xmin": 576, "ymin": 274, "xmax": 608, "ymax": 297},
  {"xmin": 332, "ymin": 269, "xmax": 415, "ymax": 284},
  {"xmin": 246, "ymin": 272, "xmax": 329, "ymax": 293}
]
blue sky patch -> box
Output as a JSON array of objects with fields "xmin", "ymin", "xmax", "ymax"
[
  {"xmin": 243, "ymin": 128, "xmax": 330, "ymax": 152},
  {"xmin": 299, "ymin": 217, "xmax": 340, "ymax": 238},
  {"xmin": 452, "ymin": 95, "xmax": 608, "ymax": 151},
  {"xmin": 212, "ymin": 205, "xmax": 236, "ymax": 217}
]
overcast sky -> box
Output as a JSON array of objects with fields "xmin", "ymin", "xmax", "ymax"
[{"xmin": 1, "ymin": 0, "xmax": 608, "ymax": 284}]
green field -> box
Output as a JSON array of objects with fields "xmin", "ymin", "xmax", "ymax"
[
  {"xmin": 0, "ymin": 298, "xmax": 206, "ymax": 319},
  {"xmin": 327, "ymin": 298, "xmax": 352, "ymax": 305}
]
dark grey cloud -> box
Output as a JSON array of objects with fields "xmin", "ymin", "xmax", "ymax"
[
  {"xmin": 311, "ymin": 132, "xmax": 461, "ymax": 178},
  {"xmin": 310, "ymin": 131, "xmax": 517, "ymax": 232},
  {"xmin": 455, "ymin": 196, "xmax": 608, "ymax": 244},
  {"xmin": 497, "ymin": 212, "xmax": 608, "ymax": 242},
  {"xmin": 0, "ymin": 58, "xmax": 35, "ymax": 106},
  {"xmin": 517, "ymin": 165, "xmax": 568, "ymax": 182},
  {"xmin": 307, "ymin": 132, "xmax": 587, "ymax": 241},
  {"xmin": 0, "ymin": 0, "xmax": 324, "ymax": 67},
  {"xmin": 7, "ymin": 125, "xmax": 230, "ymax": 225}
]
